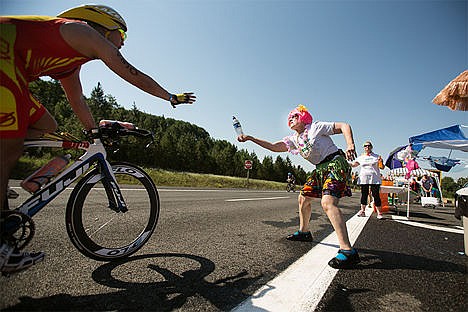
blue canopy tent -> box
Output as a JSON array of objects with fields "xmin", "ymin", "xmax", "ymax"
[
  {"xmin": 409, "ymin": 125, "xmax": 468, "ymax": 154},
  {"xmin": 386, "ymin": 125, "xmax": 468, "ymax": 172}
]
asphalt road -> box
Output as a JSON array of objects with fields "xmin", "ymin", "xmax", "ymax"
[
  {"xmin": 1, "ymin": 186, "xmax": 347, "ymax": 311},
  {"xmin": 1, "ymin": 186, "xmax": 465, "ymax": 311}
]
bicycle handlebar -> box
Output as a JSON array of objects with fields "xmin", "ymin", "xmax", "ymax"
[
  {"xmin": 99, "ymin": 124, "xmax": 152, "ymax": 138},
  {"xmin": 97, "ymin": 120, "xmax": 154, "ymax": 149}
]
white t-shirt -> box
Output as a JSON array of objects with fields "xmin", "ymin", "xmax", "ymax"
[
  {"xmin": 355, "ymin": 152, "xmax": 382, "ymax": 185},
  {"xmin": 283, "ymin": 122, "xmax": 338, "ymax": 165}
]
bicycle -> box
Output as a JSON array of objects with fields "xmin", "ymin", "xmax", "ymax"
[
  {"xmin": 286, "ymin": 182, "xmax": 296, "ymax": 192},
  {"xmin": 2, "ymin": 121, "xmax": 160, "ymax": 263}
]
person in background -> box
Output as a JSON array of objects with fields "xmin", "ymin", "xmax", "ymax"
[
  {"xmin": 421, "ymin": 174, "xmax": 433, "ymax": 197},
  {"xmin": 287, "ymin": 172, "xmax": 296, "ymax": 185},
  {"xmin": 350, "ymin": 141, "xmax": 385, "ymax": 219},
  {"xmin": 237, "ymin": 104, "xmax": 360, "ymax": 269},
  {"xmin": 0, "ymin": 4, "xmax": 196, "ymax": 274},
  {"xmin": 410, "ymin": 177, "xmax": 420, "ymax": 193},
  {"xmin": 410, "ymin": 177, "xmax": 421, "ymax": 203}
]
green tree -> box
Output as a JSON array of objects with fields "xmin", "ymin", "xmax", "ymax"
[
  {"xmin": 259, "ymin": 156, "xmax": 274, "ymax": 180},
  {"xmin": 26, "ymin": 79, "xmax": 312, "ymax": 183},
  {"xmin": 88, "ymin": 82, "xmax": 118, "ymax": 121},
  {"xmin": 441, "ymin": 177, "xmax": 458, "ymax": 198},
  {"xmin": 457, "ymin": 176, "xmax": 468, "ymax": 188}
]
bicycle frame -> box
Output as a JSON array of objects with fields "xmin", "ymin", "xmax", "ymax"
[{"xmin": 16, "ymin": 138, "xmax": 127, "ymax": 218}]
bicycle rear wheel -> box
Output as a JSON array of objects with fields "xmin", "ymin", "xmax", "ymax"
[{"xmin": 66, "ymin": 162, "xmax": 160, "ymax": 261}]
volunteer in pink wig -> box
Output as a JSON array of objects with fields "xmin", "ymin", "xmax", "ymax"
[{"xmin": 237, "ymin": 105, "xmax": 360, "ymax": 269}]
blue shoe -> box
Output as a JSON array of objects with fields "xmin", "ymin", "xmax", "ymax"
[
  {"xmin": 328, "ymin": 248, "xmax": 360, "ymax": 269},
  {"xmin": 286, "ymin": 231, "xmax": 313, "ymax": 242}
]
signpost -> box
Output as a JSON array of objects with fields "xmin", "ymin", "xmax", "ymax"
[{"xmin": 244, "ymin": 160, "xmax": 252, "ymax": 186}]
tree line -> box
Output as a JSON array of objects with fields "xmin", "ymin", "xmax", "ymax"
[
  {"xmin": 28, "ymin": 79, "xmax": 466, "ymax": 197},
  {"xmin": 29, "ymin": 79, "xmax": 309, "ymax": 184}
]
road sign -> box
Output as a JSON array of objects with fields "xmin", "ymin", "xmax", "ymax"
[{"xmin": 244, "ymin": 160, "xmax": 253, "ymax": 170}]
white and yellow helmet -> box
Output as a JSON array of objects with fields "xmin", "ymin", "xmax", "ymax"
[{"xmin": 57, "ymin": 4, "xmax": 127, "ymax": 31}]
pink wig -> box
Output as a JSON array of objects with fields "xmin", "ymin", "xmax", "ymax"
[{"xmin": 288, "ymin": 105, "xmax": 313, "ymax": 126}]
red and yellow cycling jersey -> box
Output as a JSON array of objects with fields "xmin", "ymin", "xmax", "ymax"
[{"xmin": 0, "ymin": 16, "xmax": 92, "ymax": 138}]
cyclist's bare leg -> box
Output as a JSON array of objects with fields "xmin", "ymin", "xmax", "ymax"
[
  {"xmin": 0, "ymin": 112, "xmax": 54, "ymax": 273},
  {"xmin": 0, "ymin": 111, "xmax": 56, "ymax": 210},
  {"xmin": 0, "ymin": 138, "xmax": 24, "ymax": 210}
]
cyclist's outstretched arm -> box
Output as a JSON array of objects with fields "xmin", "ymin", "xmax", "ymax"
[{"xmin": 60, "ymin": 22, "xmax": 195, "ymax": 106}]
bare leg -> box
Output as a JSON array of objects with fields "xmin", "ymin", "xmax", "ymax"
[
  {"xmin": 321, "ymin": 194, "xmax": 352, "ymax": 250},
  {"xmin": 0, "ymin": 138, "xmax": 24, "ymax": 210},
  {"xmin": 370, "ymin": 184, "xmax": 382, "ymax": 217},
  {"xmin": 0, "ymin": 110, "xmax": 56, "ymax": 210},
  {"xmin": 298, "ymin": 194, "xmax": 313, "ymax": 232}
]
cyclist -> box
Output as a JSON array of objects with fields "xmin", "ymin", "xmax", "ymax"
[
  {"xmin": 286, "ymin": 172, "xmax": 296, "ymax": 191},
  {"xmin": 0, "ymin": 4, "xmax": 196, "ymax": 274}
]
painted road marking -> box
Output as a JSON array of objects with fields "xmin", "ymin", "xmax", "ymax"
[
  {"xmin": 226, "ymin": 197, "xmax": 290, "ymax": 202},
  {"xmin": 232, "ymin": 208, "xmax": 373, "ymax": 312},
  {"xmin": 391, "ymin": 215, "xmax": 463, "ymax": 234}
]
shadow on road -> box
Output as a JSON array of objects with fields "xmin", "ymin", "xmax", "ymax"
[
  {"xmin": 345, "ymin": 247, "xmax": 465, "ymax": 273},
  {"xmin": 2, "ymin": 253, "xmax": 262, "ymax": 311}
]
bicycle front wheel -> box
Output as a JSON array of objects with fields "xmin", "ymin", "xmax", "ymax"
[{"xmin": 66, "ymin": 162, "xmax": 160, "ymax": 261}]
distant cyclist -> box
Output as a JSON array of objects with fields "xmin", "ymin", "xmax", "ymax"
[
  {"xmin": 286, "ymin": 172, "xmax": 296, "ymax": 192},
  {"xmin": 0, "ymin": 4, "xmax": 196, "ymax": 274}
]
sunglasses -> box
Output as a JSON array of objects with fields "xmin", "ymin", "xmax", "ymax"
[
  {"xmin": 105, "ymin": 29, "xmax": 127, "ymax": 42},
  {"xmin": 364, "ymin": 145, "xmax": 372, "ymax": 147},
  {"xmin": 118, "ymin": 29, "xmax": 127, "ymax": 42}
]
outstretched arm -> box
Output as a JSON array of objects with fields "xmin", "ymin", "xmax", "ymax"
[
  {"xmin": 60, "ymin": 23, "xmax": 196, "ymax": 105},
  {"xmin": 237, "ymin": 134, "xmax": 288, "ymax": 153},
  {"xmin": 333, "ymin": 122, "xmax": 356, "ymax": 161}
]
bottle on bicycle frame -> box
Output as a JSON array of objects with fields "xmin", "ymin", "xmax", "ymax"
[{"xmin": 20, "ymin": 154, "xmax": 71, "ymax": 193}]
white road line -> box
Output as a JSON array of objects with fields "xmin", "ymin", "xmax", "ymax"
[
  {"xmin": 391, "ymin": 215, "xmax": 463, "ymax": 234},
  {"xmin": 226, "ymin": 197, "xmax": 290, "ymax": 202},
  {"xmin": 232, "ymin": 208, "xmax": 372, "ymax": 312},
  {"xmin": 159, "ymin": 189, "xmax": 284, "ymax": 193},
  {"xmin": 11, "ymin": 186, "xmax": 283, "ymax": 193}
]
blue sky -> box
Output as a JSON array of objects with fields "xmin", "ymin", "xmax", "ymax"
[{"xmin": 2, "ymin": 0, "xmax": 467, "ymax": 180}]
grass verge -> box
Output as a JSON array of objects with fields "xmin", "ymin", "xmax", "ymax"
[{"xmin": 12, "ymin": 156, "xmax": 287, "ymax": 191}]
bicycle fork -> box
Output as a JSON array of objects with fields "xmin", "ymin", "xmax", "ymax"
[{"xmin": 102, "ymin": 169, "xmax": 128, "ymax": 213}]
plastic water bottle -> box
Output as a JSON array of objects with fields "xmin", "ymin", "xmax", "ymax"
[
  {"xmin": 232, "ymin": 116, "xmax": 243, "ymax": 136},
  {"xmin": 21, "ymin": 154, "xmax": 71, "ymax": 193}
]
